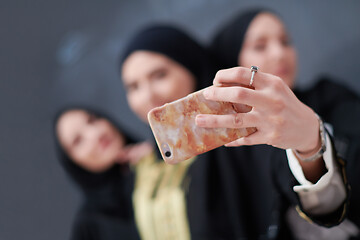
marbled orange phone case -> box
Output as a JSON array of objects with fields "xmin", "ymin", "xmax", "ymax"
[{"xmin": 148, "ymin": 87, "xmax": 256, "ymax": 164}]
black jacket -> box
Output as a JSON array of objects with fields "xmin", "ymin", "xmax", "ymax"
[
  {"xmin": 273, "ymin": 78, "xmax": 360, "ymax": 239},
  {"xmin": 63, "ymin": 79, "xmax": 359, "ymax": 240}
]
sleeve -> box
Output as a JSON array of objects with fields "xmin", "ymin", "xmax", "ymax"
[
  {"xmin": 272, "ymin": 131, "xmax": 350, "ymax": 228},
  {"xmin": 286, "ymin": 131, "xmax": 346, "ymax": 215}
]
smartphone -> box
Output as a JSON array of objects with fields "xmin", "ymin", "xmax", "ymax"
[{"xmin": 147, "ymin": 87, "xmax": 256, "ymax": 164}]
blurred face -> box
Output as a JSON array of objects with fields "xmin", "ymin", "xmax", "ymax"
[
  {"xmin": 56, "ymin": 110, "xmax": 125, "ymax": 173},
  {"xmin": 122, "ymin": 51, "xmax": 196, "ymax": 123},
  {"xmin": 239, "ymin": 12, "xmax": 297, "ymax": 88}
]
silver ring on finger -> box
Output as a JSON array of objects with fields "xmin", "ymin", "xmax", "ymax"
[{"xmin": 250, "ymin": 66, "xmax": 259, "ymax": 87}]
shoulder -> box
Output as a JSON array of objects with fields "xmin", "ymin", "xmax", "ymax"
[
  {"xmin": 306, "ymin": 76, "xmax": 358, "ymax": 99},
  {"xmin": 295, "ymin": 76, "xmax": 359, "ymax": 115}
]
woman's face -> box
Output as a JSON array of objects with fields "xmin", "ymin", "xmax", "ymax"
[
  {"xmin": 239, "ymin": 12, "xmax": 297, "ymax": 88},
  {"xmin": 56, "ymin": 110, "xmax": 125, "ymax": 173},
  {"xmin": 122, "ymin": 51, "xmax": 196, "ymax": 123}
]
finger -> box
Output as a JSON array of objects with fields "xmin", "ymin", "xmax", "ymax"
[
  {"xmin": 116, "ymin": 155, "xmax": 129, "ymax": 164},
  {"xmin": 195, "ymin": 112, "xmax": 257, "ymax": 129},
  {"xmin": 116, "ymin": 148, "xmax": 131, "ymax": 163},
  {"xmin": 203, "ymin": 86, "xmax": 266, "ymax": 107},
  {"xmin": 233, "ymin": 103, "xmax": 252, "ymax": 113},
  {"xmin": 225, "ymin": 130, "xmax": 263, "ymax": 147},
  {"xmin": 137, "ymin": 142, "xmax": 154, "ymax": 154},
  {"xmin": 128, "ymin": 142, "xmax": 153, "ymax": 165},
  {"xmin": 213, "ymin": 67, "xmax": 270, "ymax": 89},
  {"xmin": 131, "ymin": 142, "xmax": 153, "ymax": 157},
  {"xmin": 127, "ymin": 149, "xmax": 141, "ymax": 165}
]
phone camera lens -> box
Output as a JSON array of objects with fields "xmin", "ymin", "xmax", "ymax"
[{"xmin": 162, "ymin": 143, "xmax": 172, "ymax": 159}]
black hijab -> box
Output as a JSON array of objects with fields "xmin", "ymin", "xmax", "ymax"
[
  {"xmin": 120, "ymin": 25, "xmax": 216, "ymax": 91},
  {"xmin": 200, "ymin": 9, "xmax": 283, "ymax": 239},
  {"xmin": 118, "ymin": 23, "xmax": 276, "ymax": 239},
  {"xmin": 210, "ymin": 9, "xmax": 360, "ymax": 238},
  {"xmin": 120, "ymin": 25, "xmax": 218, "ymax": 161},
  {"xmin": 53, "ymin": 106, "xmax": 136, "ymax": 217},
  {"xmin": 210, "ymin": 9, "xmax": 270, "ymax": 69}
]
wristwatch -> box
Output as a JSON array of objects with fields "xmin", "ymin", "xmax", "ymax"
[{"xmin": 293, "ymin": 113, "xmax": 327, "ymax": 162}]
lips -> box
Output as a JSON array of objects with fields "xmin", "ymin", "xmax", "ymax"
[{"xmin": 99, "ymin": 134, "xmax": 113, "ymax": 150}]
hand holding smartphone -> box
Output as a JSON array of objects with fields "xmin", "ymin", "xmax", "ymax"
[{"xmin": 148, "ymin": 87, "xmax": 256, "ymax": 164}]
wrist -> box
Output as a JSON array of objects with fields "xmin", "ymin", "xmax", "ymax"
[
  {"xmin": 293, "ymin": 113, "xmax": 327, "ymax": 162},
  {"xmin": 296, "ymin": 123, "xmax": 321, "ymax": 156},
  {"xmin": 295, "ymin": 139, "xmax": 321, "ymax": 159},
  {"xmin": 295, "ymin": 110, "xmax": 320, "ymax": 153}
]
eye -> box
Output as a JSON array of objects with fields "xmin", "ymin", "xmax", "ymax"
[
  {"xmin": 253, "ymin": 44, "xmax": 266, "ymax": 51},
  {"xmin": 125, "ymin": 82, "xmax": 139, "ymax": 93},
  {"xmin": 281, "ymin": 37, "xmax": 292, "ymax": 47},
  {"xmin": 252, "ymin": 39, "xmax": 266, "ymax": 52},
  {"xmin": 280, "ymin": 33, "xmax": 292, "ymax": 47},
  {"xmin": 72, "ymin": 135, "xmax": 82, "ymax": 147},
  {"xmin": 151, "ymin": 68, "xmax": 167, "ymax": 80}
]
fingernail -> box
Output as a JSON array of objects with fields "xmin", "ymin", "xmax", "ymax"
[{"xmin": 213, "ymin": 81, "xmax": 222, "ymax": 87}]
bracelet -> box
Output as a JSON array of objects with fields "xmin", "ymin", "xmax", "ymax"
[{"xmin": 293, "ymin": 113, "xmax": 327, "ymax": 162}]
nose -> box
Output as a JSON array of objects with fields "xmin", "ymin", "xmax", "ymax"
[
  {"xmin": 140, "ymin": 81, "xmax": 160, "ymax": 108},
  {"xmin": 269, "ymin": 41, "xmax": 286, "ymax": 61},
  {"xmin": 85, "ymin": 125, "xmax": 102, "ymax": 148}
]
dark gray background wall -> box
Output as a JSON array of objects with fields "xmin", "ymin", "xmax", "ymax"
[{"xmin": 1, "ymin": 1, "xmax": 359, "ymax": 239}]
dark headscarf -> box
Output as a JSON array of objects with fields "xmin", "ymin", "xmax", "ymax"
[
  {"xmin": 120, "ymin": 25, "xmax": 216, "ymax": 91},
  {"xmin": 118, "ymin": 24, "xmax": 284, "ymax": 239},
  {"xmin": 53, "ymin": 106, "xmax": 136, "ymax": 216},
  {"xmin": 210, "ymin": 9, "xmax": 270, "ymax": 69}
]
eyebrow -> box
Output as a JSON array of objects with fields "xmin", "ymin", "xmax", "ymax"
[{"xmin": 251, "ymin": 35, "xmax": 267, "ymax": 41}]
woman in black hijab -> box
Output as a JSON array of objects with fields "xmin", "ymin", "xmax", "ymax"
[
  {"xmin": 204, "ymin": 8, "xmax": 360, "ymax": 239},
  {"xmin": 54, "ymin": 107, "xmax": 152, "ymax": 240},
  {"xmin": 120, "ymin": 24, "xmax": 286, "ymax": 239},
  {"xmin": 120, "ymin": 24, "xmax": 346, "ymax": 239}
]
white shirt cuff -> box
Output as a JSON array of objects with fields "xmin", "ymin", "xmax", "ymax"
[{"xmin": 286, "ymin": 130, "xmax": 346, "ymax": 215}]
